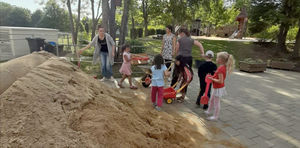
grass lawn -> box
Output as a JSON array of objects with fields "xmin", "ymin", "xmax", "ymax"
[{"xmin": 137, "ymin": 37, "xmax": 263, "ymax": 68}]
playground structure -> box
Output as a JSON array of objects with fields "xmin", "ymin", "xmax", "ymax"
[{"xmin": 229, "ymin": 8, "xmax": 248, "ymax": 39}]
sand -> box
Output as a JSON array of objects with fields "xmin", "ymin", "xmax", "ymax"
[{"xmin": 0, "ymin": 52, "xmax": 244, "ymax": 148}]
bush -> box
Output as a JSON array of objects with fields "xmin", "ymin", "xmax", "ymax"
[
  {"xmin": 126, "ymin": 39, "xmax": 145, "ymax": 53},
  {"xmin": 148, "ymin": 29, "xmax": 156, "ymax": 36},
  {"xmin": 156, "ymin": 29, "xmax": 166, "ymax": 35},
  {"xmin": 253, "ymin": 25, "xmax": 279, "ymax": 41},
  {"xmin": 287, "ymin": 27, "xmax": 298, "ymax": 41}
]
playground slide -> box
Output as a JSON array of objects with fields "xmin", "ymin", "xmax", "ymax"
[{"xmin": 229, "ymin": 29, "xmax": 239, "ymax": 39}]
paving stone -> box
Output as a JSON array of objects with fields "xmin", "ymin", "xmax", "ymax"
[
  {"xmin": 238, "ymin": 129, "xmax": 259, "ymax": 139},
  {"xmin": 251, "ymin": 137, "xmax": 273, "ymax": 148},
  {"xmin": 255, "ymin": 129, "xmax": 275, "ymax": 140},
  {"xmin": 234, "ymin": 135, "xmax": 256, "ymax": 147},
  {"xmin": 222, "ymin": 126, "xmax": 240, "ymax": 137}
]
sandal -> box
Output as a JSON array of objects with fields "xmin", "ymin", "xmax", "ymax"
[
  {"xmin": 130, "ymin": 86, "xmax": 138, "ymax": 89},
  {"xmin": 118, "ymin": 83, "xmax": 124, "ymax": 88},
  {"xmin": 177, "ymin": 97, "xmax": 184, "ymax": 103}
]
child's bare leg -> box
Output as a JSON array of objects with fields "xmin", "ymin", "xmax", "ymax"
[
  {"xmin": 213, "ymin": 96, "xmax": 220, "ymax": 119},
  {"xmin": 127, "ymin": 75, "xmax": 132, "ymax": 86},
  {"xmin": 119, "ymin": 74, "xmax": 127, "ymax": 85},
  {"xmin": 207, "ymin": 95, "xmax": 215, "ymax": 113}
]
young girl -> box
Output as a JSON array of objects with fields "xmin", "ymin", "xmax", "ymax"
[
  {"xmin": 174, "ymin": 55, "xmax": 193, "ymax": 103},
  {"xmin": 151, "ymin": 54, "xmax": 170, "ymax": 111},
  {"xmin": 118, "ymin": 44, "xmax": 137, "ymax": 89},
  {"xmin": 205, "ymin": 51, "xmax": 234, "ymax": 121}
]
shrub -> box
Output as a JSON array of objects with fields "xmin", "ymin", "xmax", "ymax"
[{"xmin": 126, "ymin": 39, "xmax": 145, "ymax": 53}]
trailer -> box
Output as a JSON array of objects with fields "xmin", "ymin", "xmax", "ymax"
[{"xmin": 0, "ymin": 26, "xmax": 59, "ymax": 61}]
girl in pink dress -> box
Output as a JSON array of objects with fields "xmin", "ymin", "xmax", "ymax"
[{"xmin": 118, "ymin": 44, "xmax": 137, "ymax": 89}]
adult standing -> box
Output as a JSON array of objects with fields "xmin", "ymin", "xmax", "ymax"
[
  {"xmin": 161, "ymin": 25, "xmax": 176, "ymax": 71},
  {"xmin": 171, "ymin": 27, "xmax": 205, "ymax": 91},
  {"xmin": 79, "ymin": 24, "xmax": 116, "ymax": 81}
]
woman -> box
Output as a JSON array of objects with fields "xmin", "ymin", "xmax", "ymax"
[
  {"xmin": 161, "ymin": 25, "xmax": 176, "ymax": 71},
  {"xmin": 79, "ymin": 24, "xmax": 116, "ymax": 81},
  {"xmin": 171, "ymin": 27, "xmax": 205, "ymax": 100}
]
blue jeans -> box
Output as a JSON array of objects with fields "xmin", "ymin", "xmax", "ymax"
[{"xmin": 100, "ymin": 51, "xmax": 113, "ymax": 78}]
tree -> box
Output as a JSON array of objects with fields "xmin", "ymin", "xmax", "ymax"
[
  {"xmin": 39, "ymin": 0, "xmax": 70, "ymax": 31},
  {"xmin": 142, "ymin": 0, "xmax": 149, "ymax": 36},
  {"xmin": 66, "ymin": 0, "xmax": 81, "ymax": 45},
  {"xmin": 109, "ymin": 0, "xmax": 117, "ymax": 40},
  {"xmin": 119, "ymin": 0, "xmax": 130, "ymax": 47},
  {"xmin": 0, "ymin": 2, "xmax": 12, "ymax": 26},
  {"xmin": 294, "ymin": 21, "xmax": 300, "ymax": 57},
  {"xmin": 31, "ymin": 10, "xmax": 44, "ymax": 27},
  {"xmin": 102, "ymin": 0, "xmax": 109, "ymax": 31},
  {"xmin": 6, "ymin": 7, "xmax": 31, "ymax": 27},
  {"xmin": 90, "ymin": 0, "xmax": 102, "ymax": 40}
]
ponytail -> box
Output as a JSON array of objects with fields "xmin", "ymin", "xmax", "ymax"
[{"xmin": 226, "ymin": 54, "xmax": 235, "ymax": 75}]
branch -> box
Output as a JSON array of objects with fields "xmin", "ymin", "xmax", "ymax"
[{"xmin": 96, "ymin": 0, "xmax": 101, "ymax": 19}]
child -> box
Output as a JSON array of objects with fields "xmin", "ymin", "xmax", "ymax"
[
  {"xmin": 118, "ymin": 44, "xmax": 137, "ymax": 89},
  {"xmin": 196, "ymin": 50, "xmax": 217, "ymax": 109},
  {"xmin": 174, "ymin": 55, "xmax": 193, "ymax": 103},
  {"xmin": 151, "ymin": 54, "xmax": 170, "ymax": 111},
  {"xmin": 205, "ymin": 51, "xmax": 234, "ymax": 121}
]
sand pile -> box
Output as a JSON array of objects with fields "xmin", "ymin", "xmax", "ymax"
[
  {"xmin": 0, "ymin": 51, "xmax": 53, "ymax": 94},
  {"xmin": 0, "ymin": 53, "xmax": 243, "ymax": 147},
  {"xmin": 0, "ymin": 55, "xmax": 199, "ymax": 147}
]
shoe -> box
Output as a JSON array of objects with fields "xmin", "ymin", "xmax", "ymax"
[
  {"xmin": 207, "ymin": 116, "xmax": 218, "ymax": 121},
  {"xmin": 155, "ymin": 106, "xmax": 161, "ymax": 111},
  {"xmin": 152, "ymin": 103, "xmax": 157, "ymax": 108},
  {"xmin": 108, "ymin": 77, "xmax": 115, "ymax": 81},
  {"xmin": 100, "ymin": 77, "xmax": 107, "ymax": 81},
  {"xmin": 204, "ymin": 110, "xmax": 211, "ymax": 115}
]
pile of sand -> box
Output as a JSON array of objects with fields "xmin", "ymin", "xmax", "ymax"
[{"xmin": 0, "ymin": 53, "xmax": 243, "ymax": 147}]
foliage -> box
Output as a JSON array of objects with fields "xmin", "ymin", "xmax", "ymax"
[
  {"xmin": 126, "ymin": 39, "xmax": 145, "ymax": 53},
  {"xmin": 0, "ymin": 2, "xmax": 32, "ymax": 27},
  {"xmin": 253, "ymin": 25, "xmax": 279, "ymax": 41},
  {"xmin": 31, "ymin": 10, "xmax": 44, "ymax": 27}
]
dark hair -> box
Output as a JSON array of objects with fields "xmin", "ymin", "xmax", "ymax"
[
  {"xmin": 175, "ymin": 55, "xmax": 185, "ymax": 72},
  {"xmin": 179, "ymin": 27, "xmax": 190, "ymax": 37},
  {"xmin": 121, "ymin": 44, "xmax": 130, "ymax": 52},
  {"xmin": 97, "ymin": 24, "xmax": 104, "ymax": 30},
  {"xmin": 166, "ymin": 25, "xmax": 172, "ymax": 32},
  {"xmin": 153, "ymin": 54, "xmax": 164, "ymax": 69}
]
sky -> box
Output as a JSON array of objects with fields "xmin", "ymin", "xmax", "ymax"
[
  {"xmin": 0, "ymin": 0, "xmax": 93, "ymax": 17},
  {"xmin": 0, "ymin": 0, "xmax": 44, "ymax": 12}
]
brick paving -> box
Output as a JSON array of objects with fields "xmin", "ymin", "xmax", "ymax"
[{"xmin": 183, "ymin": 68, "xmax": 300, "ymax": 148}]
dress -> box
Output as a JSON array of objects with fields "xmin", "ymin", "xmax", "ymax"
[{"xmin": 119, "ymin": 52, "xmax": 132, "ymax": 75}]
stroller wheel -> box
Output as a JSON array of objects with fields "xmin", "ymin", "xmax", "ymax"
[
  {"xmin": 141, "ymin": 74, "xmax": 151, "ymax": 88},
  {"xmin": 165, "ymin": 98, "xmax": 173, "ymax": 104}
]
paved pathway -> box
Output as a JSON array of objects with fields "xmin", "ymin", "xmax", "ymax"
[{"xmin": 183, "ymin": 68, "xmax": 300, "ymax": 148}]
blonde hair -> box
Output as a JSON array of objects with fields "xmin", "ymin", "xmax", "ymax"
[{"xmin": 217, "ymin": 52, "xmax": 235, "ymax": 74}]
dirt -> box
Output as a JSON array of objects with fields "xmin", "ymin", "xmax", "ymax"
[{"xmin": 0, "ymin": 52, "xmax": 244, "ymax": 147}]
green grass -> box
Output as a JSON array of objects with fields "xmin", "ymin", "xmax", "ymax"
[{"xmin": 136, "ymin": 37, "xmax": 258, "ymax": 68}]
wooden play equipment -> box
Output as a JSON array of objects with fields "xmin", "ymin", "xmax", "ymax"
[{"xmin": 229, "ymin": 8, "xmax": 248, "ymax": 39}]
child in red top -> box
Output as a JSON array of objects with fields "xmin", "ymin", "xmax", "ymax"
[{"xmin": 205, "ymin": 51, "xmax": 235, "ymax": 121}]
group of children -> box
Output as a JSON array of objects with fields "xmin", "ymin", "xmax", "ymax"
[{"xmin": 117, "ymin": 44, "xmax": 234, "ymax": 121}]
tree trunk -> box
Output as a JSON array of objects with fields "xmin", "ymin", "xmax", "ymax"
[
  {"xmin": 102, "ymin": 0, "xmax": 109, "ymax": 32},
  {"xmin": 131, "ymin": 15, "xmax": 136, "ymax": 39},
  {"xmin": 109, "ymin": 0, "xmax": 117, "ymax": 41},
  {"xmin": 91, "ymin": 0, "xmax": 96, "ymax": 40},
  {"xmin": 277, "ymin": 22, "xmax": 290, "ymax": 51},
  {"xmin": 119, "ymin": 0, "xmax": 130, "ymax": 46},
  {"xmin": 294, "ymin": 21, "xmax": 300, "ymax": 57},
  {"xmin": 142, "ymin": 0, "xmax": 148, "ymax": 37},
  {"xmin": 74, "ymin": 0, "xmax": 81, "ymax": 45},
  {"xmin": 66, "ymin": 0, "xmax": 76, "ymax": 47}
]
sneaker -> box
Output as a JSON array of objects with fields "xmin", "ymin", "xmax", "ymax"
[
  {"xmin": 108, "ymin": 77, "xmax": 115, "ymax": 81},
  {"xmin": 155, "ymin": 106, "xmax": 161, "ymax": 111},
  {"xmin": 207, "ymin": 116, "xmax": 218, "ymax": 121},
  {"xmin": 100, "ymin": 77, "xmax": 107, "ymax": 81},
  {"xmin": 204, "ymin": 110, "xmax": 211, "ymax": 115},
  {"xmin": 152, "ymin": 103, "xmax": 157, "ymax": 108}
]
